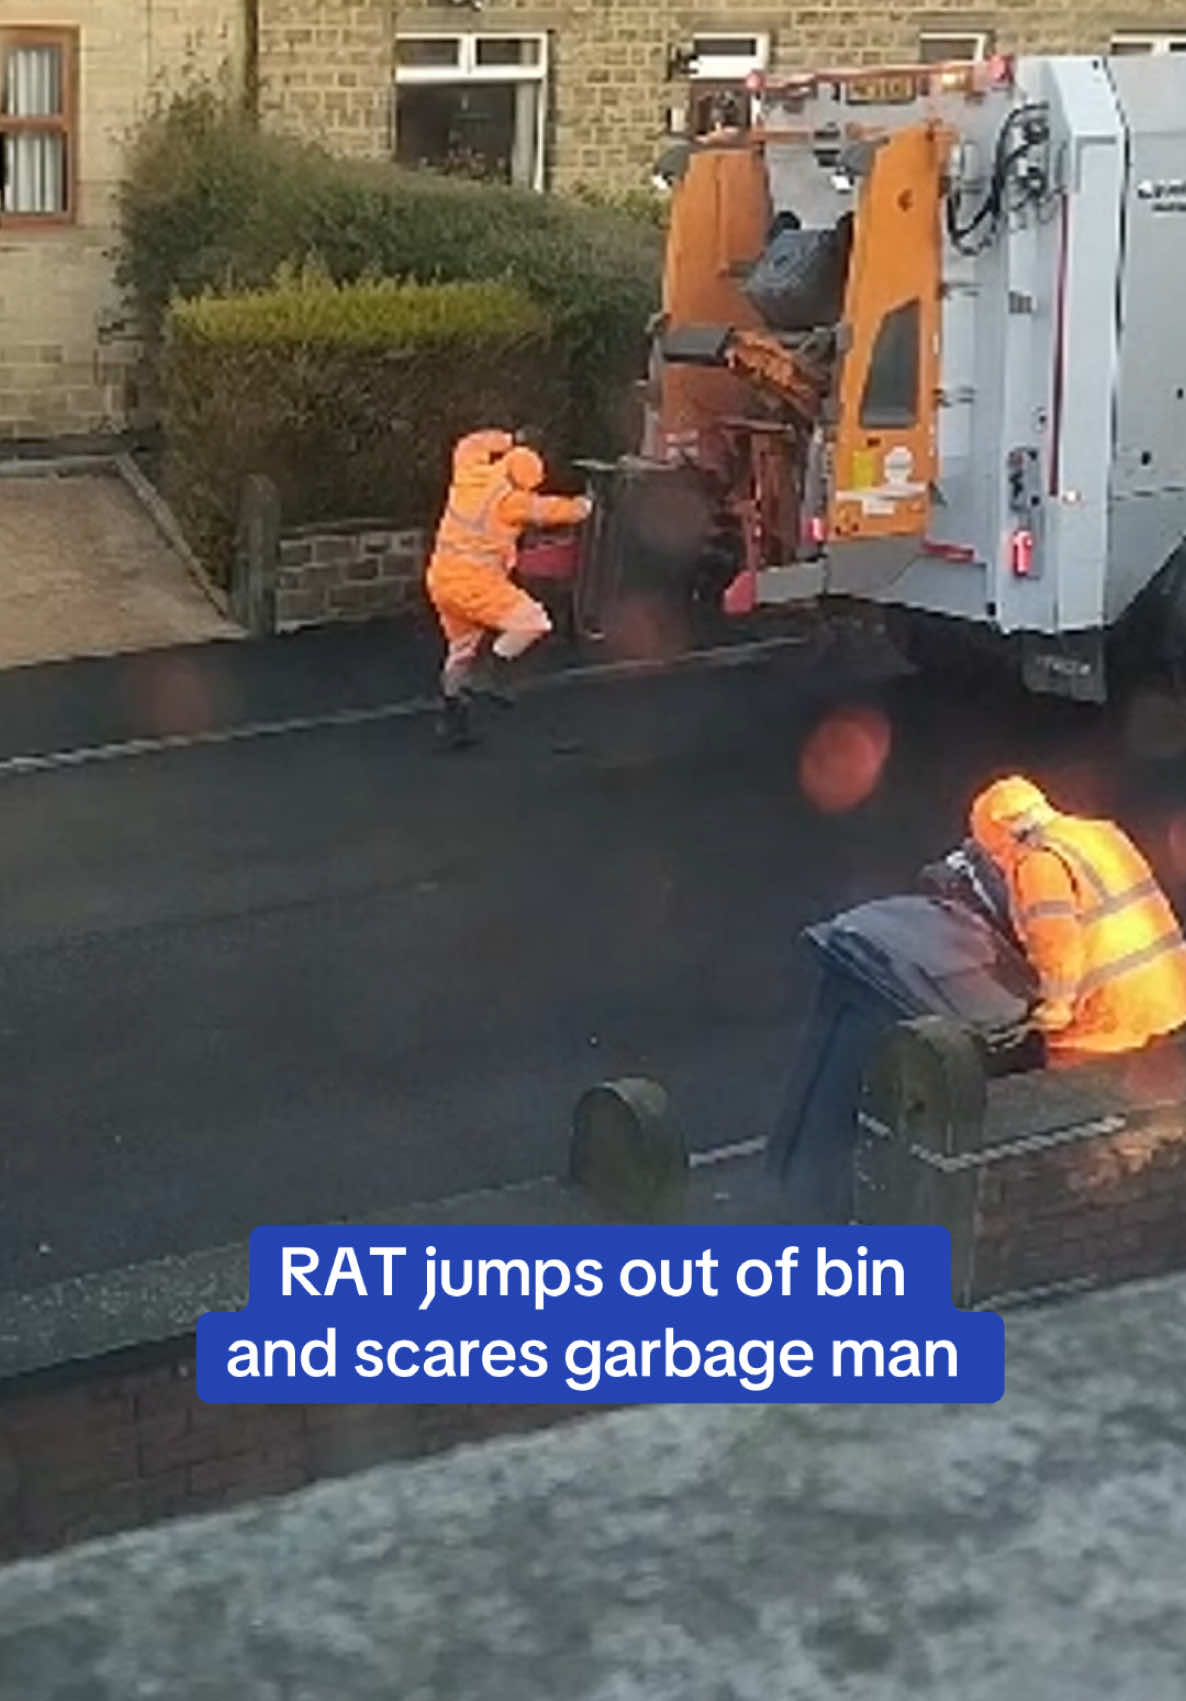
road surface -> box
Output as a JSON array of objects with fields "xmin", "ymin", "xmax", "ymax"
[{"xmin": 2, "ymin": 620, "xmax": 1184, "ymax": 1294}]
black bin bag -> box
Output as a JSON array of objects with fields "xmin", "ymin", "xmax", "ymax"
[
  {"xmin": 743, "ymin": 222, "xmax": 849, "ymax": 333},
  {"xmin": 766, "ymin": 892, "xmax": 1040, "ymax": 1223}
]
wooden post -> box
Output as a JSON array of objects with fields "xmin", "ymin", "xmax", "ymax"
[
  {"xmin": 232, "ymin": 474, "xmax": 280, "ymax": 637},
  {"xmin": 857, "ymin": 1017, "xmax": 988, "ymax": 1305},
  {"xmin": 569, "ymin": 1078, "xmax": 688, "ymax": 1222}
]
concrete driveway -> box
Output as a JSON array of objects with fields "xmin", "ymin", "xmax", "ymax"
[{"xmin": 0, "ymin": 470, "xmax": 235, "ymax": 669}]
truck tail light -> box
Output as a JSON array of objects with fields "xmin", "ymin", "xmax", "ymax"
[{"xmin": 1011, "ymin": 528, "xmax": 1034, "ymax": 576}]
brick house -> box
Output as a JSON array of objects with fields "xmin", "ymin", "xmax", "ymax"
[{"xmin": 2, "ymin": 1, "xmax": 1186, "ymax": 440}]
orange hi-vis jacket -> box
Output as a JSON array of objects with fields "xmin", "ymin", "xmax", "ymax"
[
  {"xmin": 972, "ymin": 782, "xmax": 1186, "ymax": 1056},
  {"xmin": 428, "ymin": 431, "xmax": 586, "ymax": 584}
]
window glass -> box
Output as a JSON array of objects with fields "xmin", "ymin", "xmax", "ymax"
[
  {"xmin": 860, "ymin": 299, "xmax": 920, "ymax": 430},
  {"xmin": 0, "ymin": 38, "xmax": 71, "ymax": 217},
  {"xmin": 396, "ymin": 83, "xmax": 540, "ymax": 188},
  {"xmin": 396, "ymin": 38, "xmax": 461, "ymax": 70},
  {"xmin": 476, "ymin": 38, "xmax": 541, "ymax": 68}
]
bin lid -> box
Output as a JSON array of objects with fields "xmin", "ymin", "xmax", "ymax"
[{"xmin": 804, "ymin": 894, "xmax": 1038, "ymax": 1036}]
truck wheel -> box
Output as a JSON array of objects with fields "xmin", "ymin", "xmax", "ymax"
[{"xmin": 884, "ymin": 608, "xmax": 1002, "ymax": 685}]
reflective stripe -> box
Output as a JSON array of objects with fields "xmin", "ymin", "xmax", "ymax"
[
  {"xmin": 1027, "ymin": 832, "xmax": 1159, "ymax": 919},
  {"xmin": 1079, "ymin": 928, "xmax": 1186, "ymax": 995},
  {"xmin": 1035, "ymin": 830, "xmax": 1109, "ymax": 901},
  {"xmin": 1021, "ymin": 899, "xmax": 1078, "ymax": 921},
  {"xmin": 435, "ymin": 479, "xmax": 514, "ymax": 567},
  {"xmin": 1081, "ymin": 876, "xmax": 1161, "ymax": 922}
]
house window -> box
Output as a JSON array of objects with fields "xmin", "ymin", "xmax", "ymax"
[
  {"xmin": 918, "ymin": 30, "xmax": 991, "ymax": 63},
  {"xmin": 394, "ymin": 32, "xmax": 547, "ymax": 190},
  {"xmin": 679, "ymin": 32, "xmax": 770, "ymax": 137},
  {"xmin": 0, "ymin": 28, "xmax": 76, "ymax": 222},
  {"xmin": 1110, "ymin": 32, "xmax": 1186, "ymax": 53}
]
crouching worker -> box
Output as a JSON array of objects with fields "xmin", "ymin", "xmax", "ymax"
[
  {"xmin": 969, "ymin": 775, "xmax": 1186, "ymax": 1065},
  {"xmin": 425, "ymin": 427, "xmax": 592, "ymax": 750}
]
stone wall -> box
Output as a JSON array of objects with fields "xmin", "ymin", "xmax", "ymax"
[
  {"xmin": 274, "ymin": 521, "xmax": 426, "ymax": 629},
  {"xmin": 256, "ymin": 0, "xmax": 393, "ymax": 158},
  {"xmin": 8, "ymin": 0, "xmax": 1186, "ymax": 441},
  {"xmin": 0, "ymin": 0, "xmax": 244, "ymax": 439},
  {"xmin": 0, "ymin": 1346, "xmax": 594, "ymax": 1560},
  {"xmin": 335, "ymin": 0, "xmax": 1186, "ymax": 192},
  {"xmin": 856, "ymin": 1022, "xmax": 1186, "ymax": 1306}
]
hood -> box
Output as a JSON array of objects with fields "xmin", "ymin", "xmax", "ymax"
[
  {"xmin": 969, "ymin": 776, "xmax": 1054, "ymax": 865},
  {"xmin": 505, "ymin": 446, "xmax": 545, "ymax": 492}
]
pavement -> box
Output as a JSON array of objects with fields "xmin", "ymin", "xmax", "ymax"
[
  {"xmin": 0, "ymin": 470, "xmax": 235, "ymax": 669},
  {"xmin": 2, "ymin": 1269, "xmax": 1185, "ymax": 1700},
  {"xmin": 2, "ymin": 616, "xmax": 1185, "ymax": 1300}
]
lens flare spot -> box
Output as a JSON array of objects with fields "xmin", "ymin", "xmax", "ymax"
[
  {"xmin": 602, "ymin": 596, "xmax": 689, "ymax": 665},
  {"xmin": 121, "ymin": 653, "xmax": 226, "ymax": 738},
  {"xmin": 799, "ymin": 705, "xmax": 892, "ymax": 814}
]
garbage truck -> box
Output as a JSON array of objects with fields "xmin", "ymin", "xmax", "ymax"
[{"xmin": 572, "ymin": 53, "xmax": 1186, "ymax": 704}]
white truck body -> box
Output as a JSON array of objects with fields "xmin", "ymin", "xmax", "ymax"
[{"xmin": 758, "ymin": 57, "xmax": 1186, "ymax": 697}]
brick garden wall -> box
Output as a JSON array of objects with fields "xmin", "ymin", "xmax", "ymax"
[
  {"xmin": 274, "ymin": 521, "xmax": 426, "ymax": 630},
  {"xmin": 0, "ymin": 1345, "xmax": 596, "ymax": 1560},
  {"xmin": 856, "ymin": 1033, "xmax": 1186, "ymax": 1307},
  {"xmin": 970, "ymin": 1114, "xmax": 1186, "ymax": 1302}
]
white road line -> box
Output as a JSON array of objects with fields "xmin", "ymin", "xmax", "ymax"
[
  {"xmin": 688, "ymin": 1135, "xmax": 768, "ymax": 1169},
  {"xmin": 0, "ymin": 633, "xmax": 810, "ymax": 781},
  {"xmin": 0, "ymin": 697, "xmax": 437, "ymax": 778}
]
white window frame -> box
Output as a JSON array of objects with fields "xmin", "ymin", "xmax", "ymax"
[
  {"xmin": 394, "ymin": 31, "xmax": 549, "ymax": 192},
  {"xmin": 686, "ymin": 32, "xmax": 770, "ymax": 82},
  {"xmin": 673, "ymin": 32, "xmax": 770, "ymax": 135},
  {"xmin": 918, "ymin": 30, "xmax": 991, "ymax": 63},
  {"xmin": 1110, "ymin": 31, "xmax": 1186, "ymax": 53}
]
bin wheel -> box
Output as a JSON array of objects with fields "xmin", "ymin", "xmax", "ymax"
[{"xmin": 865, "ymin": 1016, "xmax": 986, "ymax": 1155}]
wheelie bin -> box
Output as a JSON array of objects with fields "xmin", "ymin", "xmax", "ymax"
[{"xmin": 766, "ymin": 847, "xmax": 1041, "ymax": 1222}]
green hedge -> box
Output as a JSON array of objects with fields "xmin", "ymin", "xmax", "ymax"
[
  {"xmin": 162, "ymin": 273, "xmax": 565, "ymax": 588},
  {"xmin": 118, "ymin": 90, "xmax": 661, "ymax": 461}
]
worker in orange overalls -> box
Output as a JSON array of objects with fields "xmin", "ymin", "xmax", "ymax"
[
  {"xmin": 969, "ymin": 775, "xmax": 1186, "ymax": 1064},
  {"xmin": 425, "ymin": 427, "xmax": 592, "ymax": 750}
]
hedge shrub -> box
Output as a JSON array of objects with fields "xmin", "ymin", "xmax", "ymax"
[
  {"xmin": 162, "ymin": 273, "xmax": 564, "ymax": 588},
  {"xmin": 118, "ymin": 90, "xmax": 662, "ymax": 460}
]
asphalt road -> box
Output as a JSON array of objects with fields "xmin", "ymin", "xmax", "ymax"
[{"xmin": 2, "ymin": 621, "xmax": 1185, "ymax": 1294}]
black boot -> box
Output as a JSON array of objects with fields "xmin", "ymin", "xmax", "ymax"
[
  {"xmin": 435, "ymin": 693, "xmax": 478, "ymax": 752},
  {"xmin": 467, "ymin": 643, "xmax": 516, "ymax": 708}
]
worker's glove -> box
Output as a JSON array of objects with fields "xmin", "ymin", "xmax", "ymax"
[
  {"xmin": 574, "ymin": 496, "xmax": 594, "ymax": 523},
  {"xmin": 1032, "ymin": 999, "xmax": 1075, "ymax": 1036}
]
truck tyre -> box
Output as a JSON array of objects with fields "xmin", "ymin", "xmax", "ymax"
[{"xmin": 884, "ymin": 608, "xmax": 1004, "ymax": 686}]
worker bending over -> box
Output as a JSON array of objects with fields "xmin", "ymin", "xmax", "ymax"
[
  {"xmin": 969, "ymin": 776, "xmax": 1186, "ymax": 1063},
  {"xmin": 425, "ymin": 427, "xmax": 592, "ymax": 750}
]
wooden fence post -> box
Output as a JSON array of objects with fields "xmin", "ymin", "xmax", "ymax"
[{"xmin": 232, "ymin": 474, "xmax": 280, "ymax": 637}]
